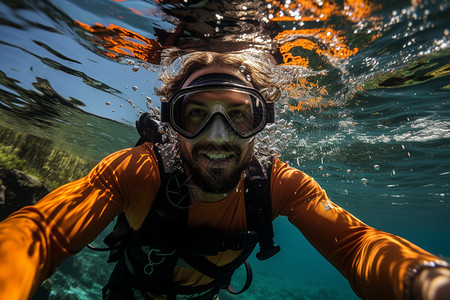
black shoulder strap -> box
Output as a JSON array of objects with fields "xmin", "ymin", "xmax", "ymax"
[
  {"xmin": 244, "ymin": 156, "xmax": 281, "ymax": 261},
  {"xmin": 134, "ymin": 143, "xmax": 190, "ymax": 251},
  {"xmin": 101, "ymin": 143, "xmax": 189, "ymax": 257}
]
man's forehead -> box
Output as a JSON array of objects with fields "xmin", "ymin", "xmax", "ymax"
[
  {"xmin": 186, "ymin": 90, "xmax": 251, "ymax": 103},
  {"xmin": 182, "ymin": 65, "xmax": 252, "ymax": 88}
]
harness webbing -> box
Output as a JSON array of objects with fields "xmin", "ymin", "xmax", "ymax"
[{"xmin": 245, "ymin": 157, "xmax": 281, "ymax": 260}]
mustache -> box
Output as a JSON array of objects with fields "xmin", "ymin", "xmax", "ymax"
[{"xmin": 192, "ymin": 142, "xmax": 243, "ymax": 156}]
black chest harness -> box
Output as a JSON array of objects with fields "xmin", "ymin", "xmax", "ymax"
[{"xmin": 98, "ymin": 113, "xmax": 281, "ymax": 300}]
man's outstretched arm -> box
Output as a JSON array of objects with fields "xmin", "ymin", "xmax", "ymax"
[
  {"xmin": 270, "ymin": 159, "xmax": 449, "ymax": 300},
  {"xmin": 0, "ymin": 145, "xmax": 161, "ymax": 300}
]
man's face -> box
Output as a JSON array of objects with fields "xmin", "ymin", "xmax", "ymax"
[{"xmin": 177, "ymin": 66, "xmax": 255, "ymax": 194}]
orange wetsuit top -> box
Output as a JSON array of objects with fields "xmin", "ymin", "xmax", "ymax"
[{"xmin": 0, "ymin": 143, "xmax": 444, "ymax": 300}]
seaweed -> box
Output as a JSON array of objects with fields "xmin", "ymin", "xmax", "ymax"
[{"xmin": 0, "ymin": 126, "xmax": 96, "ymax": 189}]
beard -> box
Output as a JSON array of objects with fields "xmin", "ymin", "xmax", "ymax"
[{"xmin": 180, "ymin": 141, "xmax": 253, "ymax": 194}]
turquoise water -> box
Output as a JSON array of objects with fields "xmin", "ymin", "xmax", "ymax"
[{"xmin": 0, "ymin": 0, "xmax": 449, "ymax": 299}]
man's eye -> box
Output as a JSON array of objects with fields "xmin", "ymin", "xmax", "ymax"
[
  {"xmin": 188, "ymin": 109, "xmax": 207, "ymax": 117},
  {"xmin": 229, "ymin": 110, "xmax": 249, "ymax": 120}
]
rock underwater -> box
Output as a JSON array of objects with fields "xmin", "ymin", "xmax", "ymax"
[{"xmin": 0, "ymin": 168, "xmax": 51, "ymax": 220}]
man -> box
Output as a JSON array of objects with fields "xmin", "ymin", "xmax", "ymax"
[{"xmin": 0, "ymin": 50, "xmax": 449, "ymax": 300}]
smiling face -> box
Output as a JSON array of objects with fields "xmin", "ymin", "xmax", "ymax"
[{"xmin": 177, "ymin": 65, "xmax": 255, "ymax": 194}]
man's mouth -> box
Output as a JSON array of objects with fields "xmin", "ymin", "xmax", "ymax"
[
  {"xmin": 204, "ymin": 153, "xmax": 232, "ymax": 160},
  {"xmin": 192, "ymin": 144, "xmax": 242, "ymax": 169},
  {"xmin": 200, "ymin": 152, "xmax": 235, "ymax": 165}
]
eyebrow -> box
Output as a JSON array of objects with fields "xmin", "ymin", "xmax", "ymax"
[
  {"xmin": 184, "ymin": 98, "xmax": 207, "ymax": 107},
  {"xmin": 228, "ymin": 103, "xmax": 250, "ymax": 109}
]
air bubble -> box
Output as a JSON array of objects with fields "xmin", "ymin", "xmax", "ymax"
[
  {"xmin": 239, "ymin": 65, "xmax": 247, "ymax": 73},
  {"xmin": 146, "ymin": 97, "xmax": 152, "ymax": 110},
  {"xmin": 105, "ymin": 102, "xmax": 111, "ymax": 106},
  {"xmin": 245, "ymin": 74, "xmax": 252, "ymax": 82},
  {"xmin": 132, "ymin": 86, "xmax": 138, "ymax": 91},
  {"xmin": 373, "ymin": 164, "xmax": 380, "ymax": 170},
  {"xmin": 132, "ymin": 66, "xmax": 139, "ymax": 72},
  {"xmin": 361, "ymin": 178, "xmax": 368, "ymax": 185}
]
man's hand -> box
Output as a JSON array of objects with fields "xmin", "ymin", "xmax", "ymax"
[{"xmin": 413, "ymin": 267, "xmax": 450, "ymax": 300}]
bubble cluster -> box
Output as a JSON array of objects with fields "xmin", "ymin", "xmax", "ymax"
[
  {"xmin": 146, "ymin": 97, "xmax": 152, "ymax": 110},
  {"xmin": 254, "ymin": 117, "xmax": 297, "ymax": 157}
]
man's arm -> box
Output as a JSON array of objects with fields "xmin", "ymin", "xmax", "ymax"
[
  {"xmin": 0, "ymin": 165, "xmax": 124, "ymax": 299},
  {"xmin": 0, "ymin": 144, "xmax": 160, "ymax": 299},
  {"xmin": 270, "ymin": 159, "xmax": 448, "ymax": 300}
]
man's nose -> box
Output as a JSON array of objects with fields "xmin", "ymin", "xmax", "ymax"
[{"xmin": 204, "ymin": 116, "xmax": 231, "ymax": 142}]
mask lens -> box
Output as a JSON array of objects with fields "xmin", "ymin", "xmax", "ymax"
[{"xmin": 170, "ymin": 88, "xmax": 266, "ymax": 138}]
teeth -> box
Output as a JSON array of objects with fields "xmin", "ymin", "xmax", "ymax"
[{"xmin": 206, "ymin": 153, "xmax": 229, "ymax": 160}]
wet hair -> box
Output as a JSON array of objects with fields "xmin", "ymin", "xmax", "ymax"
[{"xmin": 155, "ymin": 49, "xmax": 281, "ymax": 103}]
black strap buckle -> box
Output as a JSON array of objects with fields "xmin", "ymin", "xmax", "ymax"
[{"xmin": 256, "ymin": 244, "xmax": 281, "ymax": 261}]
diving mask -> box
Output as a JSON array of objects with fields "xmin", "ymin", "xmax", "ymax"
[{"xmin": 161, "ymin": 74, "xmax": 274, "ymax": 139}]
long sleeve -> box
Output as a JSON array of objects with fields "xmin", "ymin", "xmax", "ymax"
[
  {"xmin": 270, "ymin": 159, "xmax": 445, "ymax": 300},
  {"xmin": 0, "ymin": 144, "xmax": 161, "ymax": 300}
]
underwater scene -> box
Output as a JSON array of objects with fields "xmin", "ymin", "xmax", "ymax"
[{"xmin": 0, "ymin": 0, "xmax": 449, "ymax": 299}]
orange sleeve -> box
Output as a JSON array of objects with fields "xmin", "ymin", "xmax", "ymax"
[
  {"xmin": 270, "ymin": 159, "xmax": 445, "ymax": 300},
  {"xmin": 0, "ymin": 143, "xmax": 160, "ymax": 300}
]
